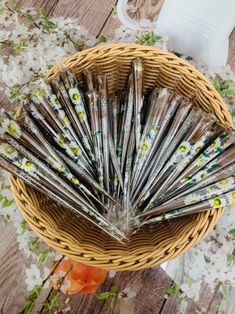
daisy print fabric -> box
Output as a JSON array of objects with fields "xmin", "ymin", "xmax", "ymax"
[{"xmin": 0, "ymin": 119, "xmax": 21, "ymax": 138}]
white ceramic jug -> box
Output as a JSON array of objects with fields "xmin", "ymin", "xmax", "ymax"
[{"xmin": 117, "ymin": 0, "xmax": 235, "ymax": 67}]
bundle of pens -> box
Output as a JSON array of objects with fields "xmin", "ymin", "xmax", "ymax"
[{"xmin": 0, "ymin": 58, "xmax": 234, "ymax": 243}]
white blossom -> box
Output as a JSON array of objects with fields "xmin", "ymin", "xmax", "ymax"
[
  {"xmin": 109, "ymin": 270, "xmax": 117, "ymax": 278},
  {"xmin": 60, "ymin": 279, "xmax": 71, "ymax": 294},
  {"xmin": 118, "ymin": 287, "xmax": 137, "ymax": 301},
  {"xmin": 0, "ymin": 5, "xmax": 234, "ymax": 305},
  {"xmin": 25, "ymin": 264, "xmax": 43, "ymax": 291},
  {"xmin": 180, "ymin": 281, "xmax": 201, "ymax": 302},
  {"xmin": 1, "ymin": 188, "xmax": 13, "ymax": 199},
  {"xmin": 43, "ymin": 267, "xmax": 51, "ymax": 289}
]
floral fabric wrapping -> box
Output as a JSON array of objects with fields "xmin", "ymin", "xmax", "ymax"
[{"xmin": 0, "ymin": 58, "xmax": 234, "ymax": 242}]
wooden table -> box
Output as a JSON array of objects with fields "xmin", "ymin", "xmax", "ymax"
[{"xmin": 0, "ymin": 1, "xmax": 234, "ymax": 313}]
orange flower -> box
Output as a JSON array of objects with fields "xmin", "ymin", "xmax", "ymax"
[
  {"xmin": 50, "ymin": 258, "xmax": 107, "ymax": 295},
  {"xmin": 54, "ymin": 258, "xmax": 73, "ymax": 275},
  {"xmin": 68, "ymin": 262, "xmax": 107, "ymax": 294}
]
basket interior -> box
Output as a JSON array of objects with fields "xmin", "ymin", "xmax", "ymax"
[{"xmin": 10, "ymin": 44, "xmax": 231, "ymax": 270}]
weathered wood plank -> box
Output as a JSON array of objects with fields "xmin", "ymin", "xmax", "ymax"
[
  {"xmin": 228, "ymin": 28, "xmax": 235, "ymax": 71},
  {"xmin": 160, "ymin": 295, "xmax": 178, "ymax": 314},
  {"xmin": 226, "ymin": 286, "xmax": 235, "ymax": 314},
  {"xmin": 18, "ymin": 0, "xmax": 59, "ymax": 13},
  {"xmin": 100, "ymin": 267, "xmax": 172, "ymax": 314},
  {"xmin": 0, "ymin": 224, "xmax": 31, "ymax": 314},
  {"xmin": 59, "ymin": 266, "xmax": 175, "ymax": 314},
  {"xmin": 0, "ymin": 2, "xmax": 61, "ymax": 312},
  {"xmin": 199, "ymin": 283, "xmax": 221, "ymax": 313},
  {"xmin": 58, "ymin": 272, "xmax": 112, "ymax": 313},
  {"xmin": 52, "ymin": 0, "xmax": 116, "ymax": 36},
  {"xmin": 0, "ymin": 222, "xmax": 53, "ymax": 314},
  {"xmin": 101, "ymin": 0, "xmax": 162, "ymax": 40}
]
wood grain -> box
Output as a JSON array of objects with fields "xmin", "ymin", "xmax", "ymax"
[
  {"xmin": 0, "ymin": 222, "xmax": 52, "ymax": 314},
  {"xmin": 160, "ymin": 295, "xmax": 178, "ymax": 314},
  {"xmin": 101, "ymin": 267, "xmax": 172, "ymax": 314},
  {"xmin": 58, "ymin": 272, "xmax": 112, "ymax": 313},
  {"xmin": 101, "ymin": 0, "xmax": 162, "ymax": 40},
  {"xmin": 227, "ymin": 286, "xmax": 235, "ymax": 313},
  {"xmin": 0, "ymin": 2, "xmax": 62, "ymax": 313},
  {"xmin": 229, "ymin": 28, "xmax": 235, "ymax": 72},
  {"xmin": 0, "ymin": 0, "xmax": 234, "ymax": 313},
  {"xmin": 59, "ymin": 266, "xmax": 175, "ymax": 314},
  {"xmin": 201, "ymin": 283, "xmax": 221, "ymax": 313},
  {"xmin": 52, "ymin": 0, "xmax": 116, "ymax": 36},
  {"xmin": 0, "ymin": 224, "xmax": 31, "ymax": 314},
  {"xmin": 19, "ymin": 0, "xmax": 59, "ymax": 13}
]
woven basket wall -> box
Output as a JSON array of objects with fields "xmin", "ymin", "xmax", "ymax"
[{"xmin": 9, "ymin": 44, "xmax": 233, "ymax": 271}]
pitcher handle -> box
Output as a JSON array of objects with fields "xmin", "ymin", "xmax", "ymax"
[{"xmin": 117, "ymin": 0, "xmax": 141, "ymax": 30}]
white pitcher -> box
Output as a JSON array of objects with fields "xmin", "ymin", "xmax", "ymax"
[{"xmin": 117, "ymin": 0, "xmax": 235, "ymax": 67}]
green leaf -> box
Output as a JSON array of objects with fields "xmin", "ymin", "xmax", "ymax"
[
  {"xmin": 99, "ymin": 35, "xmax": 107, "ymax": 43},
  {"xmin": 228, "ymin": 229, "xmax": 235, "ymax": 237},
  {"xmin": 136, "ymin": 32, "xmax": 161, "ymax": 46},
  {"xmin": 0, "ymin": 215, "xmax": 11, "ymax": 227},
  {"xmin": 226, "ymin": 254, "xmax": 235, "ymax": 266},
  {"xmin": 176, "ymin": 295, "xmax": 187, "ymax": 307},
  {"xmin": 185, "ymin": 276, "xmax": 194, "ymax": 288},
  {"xmin": 213, "ymin": 77, "xmax": 235, "ymax": 97},
  {"xmin": 28, "ymin": 238, "xmax": 40, "ymax": 252},
  {"xmin": 9, "ymin": 84, "xmax": 22, "ymax": 99},
  {"xmin": 10, "ymin": 0, "xmax": 21, "ymax": 11},
  {"xmin": 51, "ymin": 294, "xmax": 59, "ymax": 308},
  {"xmin": 18, "ymin": 302, "xmax": 34, "ymax": 314},
  {"xmin": 18, "ymin": 284, "xmax": 43, "ymax": 314},
  {"xmin": 96, "ymin": 292, "xmax": 113, "ymax": 300},
  {"xmin": 0, "ymin": 43, "xmax": 5, "ymax": 51},
  {"xmin": 39, "ymin": 9, "xmax": 48, "ymax": 19},
  {"xmin": 13, "ymin": 38, "xmax": 28, "ymax": 53},
  {"xmin": 26, "ymin": 284, "xmax": 42, "ymax": 301},
  {"xmin": 2, "ymin": 183, "xmax": 10, "ymax": 189},
  {"xmin": 112, "ymin": 5, "xmax": 117, "ymax": 16},
  {"xmin": 2, "ymin": 198, "xmax": 14, "ymax": 208},
  {"xmin": 42, "ymin": 293, "xmax": 60, "ymax": 312},
  {"xmin": 39, "ymin": 9, "xmax": 57, "ymax": 31},
  {"xmin": 220, "ymin": 284, "xmax": 229, "ymax": 299},
  {"xmin": 96, "ymin": 286, "xmax": 117, "ymax": 300},
  {"xmin": 221, "ymin": 88, "xmax": 235, "ymax": 97},
  {"xmin": 42, "ymin": 20, "xmax": 58, "ymax": 31},
  {"xmin": 164, "ymin": 282, "xmax": 180, "ymax": 296},
  {"xmin": 0, "ymin": 194, "xmax": 4, "ymax": 202},
  {"xmin": 36, "ymin": 248, "xmax": 50, "ymax": 267},
  {"xmin": 0, "ymin": 7, "xmax": 7, "ymax": 14},
  {"xmin": 231, "ymin": 109, "xmax": 235, "ymax": 117},
  {"xmin": 20, "ymin": 220, "xmax": 28, "ymax": 235},
  {"xmin": 24, "ymin": 13, "xmax": 34, "ymax": 23},
  {"xmin": 110, "ymin": 286, "xmax": 117, "ymax": 294},
  {"xmin": 33, "ymin": 286, "xmax": 41, "ymax": 298},
  {"xmin": 213, "ymin": 78, "xmax": 221, "ymax": 92}
]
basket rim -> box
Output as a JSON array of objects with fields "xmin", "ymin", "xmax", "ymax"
[
  {"xmin": 8, "ymin": 176, "xmax": 224, "ymax": 270},
  {"xmin": 8, "ymin": 43, "xmax": 232, "ymax": 270},
  {"xmin": 45, "ymin": 43, "xmax": 233, "ymax": 127}
]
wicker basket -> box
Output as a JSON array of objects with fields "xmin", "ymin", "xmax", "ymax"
[{"xmin": 9, "ymin": 44, "xmax": 233, "ymax": 271}]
